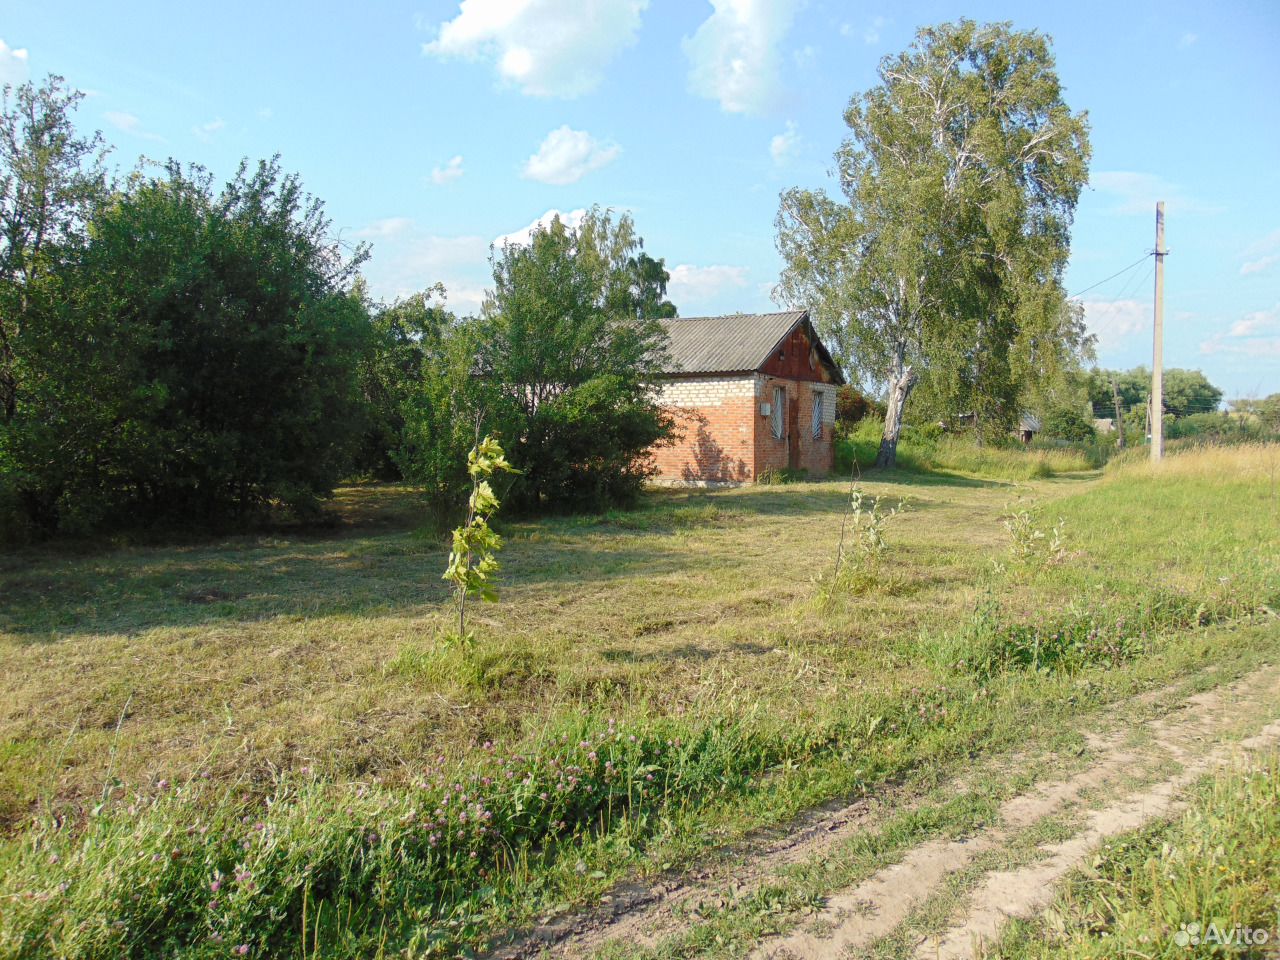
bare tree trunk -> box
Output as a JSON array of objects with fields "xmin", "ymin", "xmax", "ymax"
[{"xmin": 876, "ymin": 341, "xmax": 918, "ymax": 469}]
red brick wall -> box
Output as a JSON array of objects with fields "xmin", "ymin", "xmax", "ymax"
[
  {"xmin": 755, "ymin": 378, "xmax": 835, "ymax": 478},
  {"xmin": 652, "ymin": 373, "xmax": 836, "ymax": 484},
  {"xmin": 652, "ymin": 377, "xmax": 757, "ymax": 483}
]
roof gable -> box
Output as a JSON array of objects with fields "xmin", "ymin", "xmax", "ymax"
[{"xmin": 658, "ymin": 310, "xmax": 844, "ymax": 383}]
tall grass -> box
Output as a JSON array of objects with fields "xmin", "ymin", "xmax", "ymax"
[{"xmin": 835, "ymin": 418, "xmax": 1094, "ymax": 481}]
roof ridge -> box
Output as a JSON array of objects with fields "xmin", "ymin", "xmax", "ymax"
[{"xmin": 665, "ymin": 309, "xmax": 805, "ymax": 323}]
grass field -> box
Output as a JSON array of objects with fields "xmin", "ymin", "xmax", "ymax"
[{"xmin": 1, "ymin": 444, "xmax": 1277, "ymax": 958}]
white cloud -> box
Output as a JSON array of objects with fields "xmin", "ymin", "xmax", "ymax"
[
  {"xmin": 0, "ymin": 38, "xmax": 29, "ymax": 87},
  {"xmin": 105, "ymin": 110, "xmax": 165, "ymax": 142},
  {"xmin": 770, "ymin": 120, "xmax": 800, "ymax": 166},
  {"xmin": 863, "ymin": 15, "xmax": 887, "ymax": 45},
  {"xmin": 494, "ymin": 207, "xmax": 589, "ymax": 248},
  {"xmin": 352, "ymin": 217, "xmax": 415, "ymax": 240},
  {"xmin": 521, "ymin": 126, "xmax": 620, "ymax": 185},
  {"xmin": 430, "ymin": 155, "xmax": 465, "ymax": 185},
  {"xmin": 1228, "ymin": 305, "xmax": 1280, "ymax": 338},
  {"xmin": 1089, "ymin": 170, "xmax": 1219, "ymax": 216},
  {"xmin": 192, "ymin": 118, "xmax": 226, "ymax": 142},
  {"xmin": 1241, "ymin": 254, "xmax": 1279, "ymax": 277},
  {"xmin": 1082, "ymin": 298, "xmax": 1148, "ymax": 349},
  {"xmin": 683, "ymin": 0, "xmax": 800, "ymax": 114},
  {"xmin": 667, "ymin": 264, "xmax": 749, "ymax": 305},
  {"xmin": 1240, "ymin": 229, "xmax": 1280, "ymax": 276},
  {"xmin": 423, "ymin": 0, "xmax": 647, "ymax": 98},
  {"xmin": 1178, "ymin": 32, "xmax": 1198, "ymax": 48},
  {"xmin": 1201, "ymin": 304, "xmax": 1280, "ymax": 356},
  {"xmin": 354, "ymin": 217, "xmax": 491, "ymax": 310}
]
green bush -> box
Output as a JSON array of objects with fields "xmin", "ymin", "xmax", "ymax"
[
  {"xmin": 3, "ymin": 160, "xmax": 370, "ymax": 537},
  {"xmin": 1165, "ymin": 412, "xmax": 1259, "ymax": 442},
  {"xmin": 1041, "ymin": 407, "xmax": 1096, "ymax": 442},
  {"xmin": 834, "ymin": 416, "xmax": 887, "ymax": 474},
  {"xmin": 401, "ymin": 209, "xmax": 676, "ymax": 518}
]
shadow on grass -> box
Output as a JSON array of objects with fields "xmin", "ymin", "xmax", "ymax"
[{"xmin": 0, "ymin": 473, "xmax": 994, "ymax": 643}]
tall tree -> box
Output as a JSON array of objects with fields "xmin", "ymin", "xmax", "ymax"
[
  {"xmin": 0, "ymin": 75, "xmax": 107, "ymax": 422},
  {"xmin": 1086, "ymin": 367, "xmax": 1223, "ymax": 419},
  {"xmin": 776, "ymin": 21, "xmax": 1090, "ymax": 465}
]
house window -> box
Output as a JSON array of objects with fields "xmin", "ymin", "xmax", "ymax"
[
  {"xmin": 770, "ymin": 386, "xmax": 785, "ymax": 439},
  {"xmin": 812, "ymin": 391, "xmax": 824, "ymax": 439}
]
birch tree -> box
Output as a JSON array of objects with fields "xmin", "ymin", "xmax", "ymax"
[{"xmin": 776, "ymin": 21, "xmax": 1090, "ymax": 465}]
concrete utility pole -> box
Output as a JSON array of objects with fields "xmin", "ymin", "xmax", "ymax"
[{"xmin": 1151, "ymin": 201, "xmax": 1166, "ymax": 461}]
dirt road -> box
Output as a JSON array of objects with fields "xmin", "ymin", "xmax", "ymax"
[{"xmin": 493, "ymin": 660, "xmax": 1280, "ymax": 960}]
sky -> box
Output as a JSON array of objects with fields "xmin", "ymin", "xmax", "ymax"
[{"xmin": 3, "ymin": 0, "xmax": 1278, "ymax": 399}]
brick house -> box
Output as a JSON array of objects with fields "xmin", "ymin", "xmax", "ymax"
[{"xmin": 651, "ymin": 310, "xmax": 844, "ymax": 485}]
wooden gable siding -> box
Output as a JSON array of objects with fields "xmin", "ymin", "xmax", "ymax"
[{"xmin": 759, "ymin": 325, "xmax": 838, "ymax": 384}]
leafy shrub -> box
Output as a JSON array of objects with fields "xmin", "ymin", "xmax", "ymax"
[
  {"xmin": 1041, "ymin": 406, "xmax": 1096, "ymax": 441},
  {"xmin": 4, "ymin": 160, "xmax": 370, "ymax": 537},
  {"xmin": 398, "ymin": 210, "xmax": 675, "ymax": 519},
  {"xmin": 834, "ymin": 416, "xmax": 887, "ymax": 474},
  {"xmin": 1165, "ymin": 411, "xmax": 1258, "ymax": 442},
  {"xmin": 835, "ymin": 386, "xmax": 883, "ymax": 427}
]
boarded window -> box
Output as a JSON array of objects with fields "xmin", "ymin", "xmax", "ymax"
[
  {"xmin": 770, "ymin": 386, "xmax": 784, "ymax": 439},
  {"xmin": 812, "ymin": 391, "xmax": 824, "ymax": 439}
]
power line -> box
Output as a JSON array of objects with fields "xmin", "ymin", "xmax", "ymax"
[{"xmin": 1067, "ymin": 253, "xmax": 1152, "ymax": 300}]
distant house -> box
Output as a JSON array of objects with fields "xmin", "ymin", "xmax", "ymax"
[
  {"xmin": 651, "ymin": 310, "xmax": 844, "ymax": 485},
  {"xmin": 1018, "ymin": 414, "xmax": 1042, "ymax": 445}
]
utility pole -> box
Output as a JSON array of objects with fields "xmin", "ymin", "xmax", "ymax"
[{"xmin": 1151, "ymin": 201, "xmax": 1166, "ymax": 461}]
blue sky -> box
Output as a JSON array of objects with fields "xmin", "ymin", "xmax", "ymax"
[{"xmin": 3, "ymin": 0, "xmax": 1278, "ymax": 398}]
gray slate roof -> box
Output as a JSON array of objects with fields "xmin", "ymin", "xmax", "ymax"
[{"xmin": 659, "ymin": 310, "xmax": 842, "ymax": 381}]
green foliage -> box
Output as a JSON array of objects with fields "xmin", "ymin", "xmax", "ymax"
[
  {"xmin": 1041, "ymin": 406, "xmax": 1096, "ymax": 442},
  {"xmin": 9, "ymin": 159, "xmax": 370, "ymax": 533},
  {"xmin": 0, "ymin": 78, "xmax": 373, "ymax": 537},
  {"xmin": 0, "ymin": 711, "xmax": 795, "ymax": 959},
  {"xmin": 352, "ymin": 284, "xmax": 456, "ymax": 480},
  {"xmin": 834, "ymin": 385, "xmax": 881, "ymax": 426},
  {"xmin": 1165, "ymin": 411, "xmax": 1260, "ymax": 442},
  {"xmin": 442, "ymin": 435, "xmax": 517, "ymax": 643},
  {"xmin": 833, "ymin": 416, "xmax": 888, "ymax": 474},
  {"xmin": 401, "ymin": 208, "xmax": 675, "ymax": 517},
  {"xmin": 1258, "ymin": 393, "xmax": 1280, "ymax": 430},
  {"xmin": 958, "ymin": 597, "xmax": 1149, "ymax": 678},
  {"xmin": 0, "ymin": 76, "xmax": 109, "ymax": 424},
  {"xmin": 1003, "ymin": 504, "xmax": 1069, "ymax": 567},
  {"xmin": 1086, "ymin": 367, "xmax": 1224, "ymax": 421},
  {"xmin": 777, "ymin": 20, "xmax": 1091, "ymax": 463}
]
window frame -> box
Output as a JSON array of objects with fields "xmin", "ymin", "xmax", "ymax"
[{"xmin": 770, "ymin": 386, "xmax": 785, "ymax": 440}]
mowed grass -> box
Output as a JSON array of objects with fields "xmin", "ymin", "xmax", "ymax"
[
  {"xmin": 0, "ymin": 474, "xmax": 1003, "ymax": 821},
  {"xmin": 0, "ymin": 444, "xmax": 1277, "ymax": 958}
]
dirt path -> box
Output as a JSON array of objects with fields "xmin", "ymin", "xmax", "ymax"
[{"xmin": 492, "ymin": 662, "xmax": 1280, "ymax": 960}]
